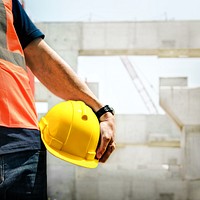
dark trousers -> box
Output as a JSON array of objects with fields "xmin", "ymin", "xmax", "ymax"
[{"xmin": 0, "ymin": 150, "xmax": 47, "ymax": 200}]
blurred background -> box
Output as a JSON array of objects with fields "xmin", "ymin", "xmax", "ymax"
[{"xmin": 23, "ymin": 0, "xmax": 200, "ymax": 200}]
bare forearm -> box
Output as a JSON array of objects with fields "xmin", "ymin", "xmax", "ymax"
[
  {"xmin": 24, "ymin": 38, "xmax": 103, "ymax": 112},
  {"xmin": 24, "ymin": 38, "xmax": 116, "ymax": 163}
]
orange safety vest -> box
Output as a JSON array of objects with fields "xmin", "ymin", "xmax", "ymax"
[{"xmin": 0, "ymin": 0, "xmax": 38, "ymax": 129}]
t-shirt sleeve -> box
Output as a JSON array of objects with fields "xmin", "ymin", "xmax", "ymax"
[{"xmin": 12, "ymin": 0, "xmax": 45, "ymax": 49}]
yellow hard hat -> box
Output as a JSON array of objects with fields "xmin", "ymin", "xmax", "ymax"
[{"xmin": 39, "ymin": 100, "xmax": 100, "ymax": 168}]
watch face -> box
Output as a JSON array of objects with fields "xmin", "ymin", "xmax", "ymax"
[
  {"xmin": 105, "ymin": 105, "xmax": 115, "ymax": 115},
  {"xmin": 95, "ymin": 105, "xmax": 115, "ymax": 119},
  {"xmin": 105, "ymin": 106, "xmax": 110, "ymax": 112}
]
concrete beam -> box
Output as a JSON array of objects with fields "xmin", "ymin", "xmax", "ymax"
[
  {"xmin": 36, "ymin": 21, "xmax": 200, "ymax": 63},
  {"xmin": 159, "ymin": 80, "xmax": 200, "ymax": 127}
]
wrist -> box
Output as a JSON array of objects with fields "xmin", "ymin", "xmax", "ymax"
[{"xmin": 99, "ymin": 111, "xmax": 115, "ymax": 122}]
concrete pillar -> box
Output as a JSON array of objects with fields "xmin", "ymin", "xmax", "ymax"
[
  {"xmin": 182, "ymin": 125, "xmax": 200, "ymax": 180},
  {"xmin": 159, "ymin": 77, "xmax": 200, "ymax": 200},
  {"xmin": 36, "ymin": 22, "xmax": 82, "ymax": 72}
]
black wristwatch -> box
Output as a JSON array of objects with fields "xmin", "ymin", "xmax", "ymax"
[{"xmin": 95, "ymin": 105, "xmax": 115, "ymax": 120}]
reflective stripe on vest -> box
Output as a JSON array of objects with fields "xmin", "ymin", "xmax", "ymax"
[
  {"xmin": 0, "ymin": 0, "xmax": 7, "ymax": 47},
  {"xmin": 0, "ymin": 0, "xmax": 38, "ymax": 129},
  {"xmin": 0, "ymin": 0, "xmax": 26, "ymax": 70},
  {"xmin": 0, "ymin": 47, "xmax": 27, "ymax": 70}
]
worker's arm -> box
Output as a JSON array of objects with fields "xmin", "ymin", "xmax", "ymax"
[{"xmin": 24, "ymin": 38, "xmax": 116, "ymax": 162}]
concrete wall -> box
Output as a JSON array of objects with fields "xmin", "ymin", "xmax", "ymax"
[
  {"xmin": 46, "ymin": 114, "xmax": 184, "ymax": 200},
  {"xmin": 35, "ymin": 80, "xmax": 189, "ymax": 200},
  {"xmin": 160, "ymin": 77, "xmax": 200, "ymax": 200},
  {"xmin": 34, "ymin": 21, "xmax": 200, "ymax": 200}
]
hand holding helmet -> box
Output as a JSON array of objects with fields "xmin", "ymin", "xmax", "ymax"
[{"xmin": 96, "ymin": 111, "xmax": 116, "ymax": 163}]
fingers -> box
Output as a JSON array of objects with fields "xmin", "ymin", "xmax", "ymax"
[
  {"xmin": 95, "ymin": 114, "xmax": 116, "ymax": 163},
  {"xmin": 99, "ymin": 141, "xmax": 116, "ymax": 163},
  {"xmin": 96, "ymin": 131, "xmax": 116, "ymax": 163}
]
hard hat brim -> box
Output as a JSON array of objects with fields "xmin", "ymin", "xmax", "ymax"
[{"xmin": 41, "ymin": 133, "xmax": 99, "ymax": 169}]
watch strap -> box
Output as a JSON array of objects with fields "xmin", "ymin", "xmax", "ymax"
[{"xmin": 95, "ymin": 105, "xmax": 114, "ymax": 120}]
